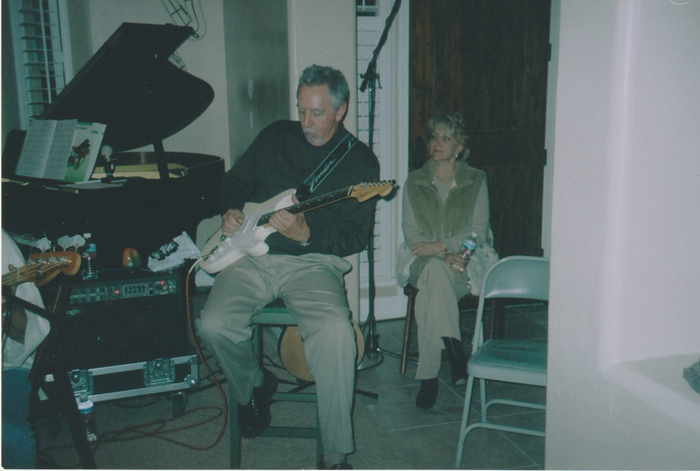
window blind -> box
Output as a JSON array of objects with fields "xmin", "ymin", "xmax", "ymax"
[{"xmin": 9, "ymin": 0, "xmax": 72, "ymax": 128}]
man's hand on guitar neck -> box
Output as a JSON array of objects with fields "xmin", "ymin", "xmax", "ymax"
[{"xmin": 269, "ymin": 194, "xmax": 311, "ymax": 244}]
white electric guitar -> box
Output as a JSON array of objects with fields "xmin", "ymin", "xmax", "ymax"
[{"xmin": 200, "ymin": 181, "xmax": 396, "ymax": 274}]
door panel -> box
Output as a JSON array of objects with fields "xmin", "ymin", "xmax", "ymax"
[{"xmin": 409, "ymin": 0, "xmax": 551, "ymax": 257}]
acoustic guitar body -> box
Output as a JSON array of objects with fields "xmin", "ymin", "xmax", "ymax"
[{"xmin": 279, "ymin": 321, "xmax": 365, "ymax": 382}]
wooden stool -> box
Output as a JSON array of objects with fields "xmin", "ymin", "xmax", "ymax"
[{"xmin": 229, "ymin": 300, "xmax": 322, "ymax": 469}]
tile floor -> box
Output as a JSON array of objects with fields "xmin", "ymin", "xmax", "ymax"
[{"xmin": 35, "ymin": 296, "xmax": 547, "ymax": 469}]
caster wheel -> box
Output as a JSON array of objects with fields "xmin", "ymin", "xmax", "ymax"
[
  {"xmin": 46, "ymin": 412, "xmax": 62, "ymax": 438},
  {"xmin": 171, "ymin": 392, "xmax": 187, "ymax": 417}
]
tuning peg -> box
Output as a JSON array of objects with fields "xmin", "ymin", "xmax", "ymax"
[
  {"xmin": 36, "ymin": 238, "xmax": 51, "ymax": 252},
  {"xmin": 57, "ymin": 234, "xmax": 86, "ymax": 251},
  {"xmin": 58, "ymin": 235, "xmax": 72, "ymax": 250}
]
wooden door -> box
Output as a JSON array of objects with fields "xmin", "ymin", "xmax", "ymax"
[{"xmin": 409, "ymin": 0, "xmax": 551, "ymax": 257}]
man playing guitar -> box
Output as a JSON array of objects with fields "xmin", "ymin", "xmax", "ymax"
[{"xmin": 196, "ymin": 65, "xmax": 380, "ymax": 469}]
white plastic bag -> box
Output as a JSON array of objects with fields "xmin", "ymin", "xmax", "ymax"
[{"xmin": 148, "ymin": 231, "xmax": 201, "ymax": 272}]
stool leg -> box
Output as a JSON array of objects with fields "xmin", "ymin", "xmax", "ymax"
[
  {"xmin": 400, "ymin": 292, "xmax": 416, "ymax": 375},
  {"xmin": 235, "ymin": 308, "xmax": 324, "ymax": 467},
  {"xmin": 230, "ymin": 322, "xmax": 274, "ymax": 468},
  {"xmin": 230, "ymin": 324, "xmax": 263, "ymax": 469},
  {"xmin": 315, "ymin": 414, "xmax": 323, "ymax": 464},
  {"xmin": 230, "ymin": 386, "xmax": 241, "ymax": 469}
]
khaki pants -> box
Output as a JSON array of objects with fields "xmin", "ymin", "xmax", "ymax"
[
  {"xmin": 408, "ymin": 256, "xmax": 472, "ymax": 380},
  {"xmin": 196, "ymin": 253, "xmax": 357, "ymax": 455}
]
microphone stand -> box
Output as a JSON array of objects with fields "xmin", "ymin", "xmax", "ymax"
[{"xmin": 358, "ymin": 0, "xmax": 403, "ymax": 371}]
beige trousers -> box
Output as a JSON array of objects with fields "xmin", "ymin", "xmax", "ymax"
[
  {"xmin": 196, "ymin": 253, "xmax": 357, "ymax": 455},
  {"xmin": 408, "ymin": 256, "xmax": 472, "ymax": 380}
]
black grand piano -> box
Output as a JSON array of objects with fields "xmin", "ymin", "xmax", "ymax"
[{"xmin": 2, "ymin": 23, "xmax": 225, "ymax": 268}]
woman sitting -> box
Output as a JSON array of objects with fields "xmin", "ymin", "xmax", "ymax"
[{"xmin": 399, "ymin": 112, "xmax": 494, "ymax": 409}]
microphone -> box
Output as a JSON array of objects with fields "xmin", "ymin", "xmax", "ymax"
[
  {"xmin": 102, "ymin": 145, "xmax": 114, "ymax": 179},
  {"xmin": 100, "ymin": 145, "xmax": 126, "ymax": 183}
]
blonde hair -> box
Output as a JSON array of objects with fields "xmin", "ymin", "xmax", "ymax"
[{"xmin": 427, "ymin": 112, "xmax": 472, "ymax": 160}]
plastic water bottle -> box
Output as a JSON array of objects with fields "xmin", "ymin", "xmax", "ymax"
[
  {"xmin": 460, "ymin": 232, "xmax": 479, "ymax": 260},
  {"xmin": 82, "ymin": 243, "xmax": 98, "ymax": 280},
  {"xmin": 77, "ymin": 399, "xmax": 98, "ymax": 442}
]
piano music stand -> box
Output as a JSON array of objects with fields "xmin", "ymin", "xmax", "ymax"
[{"xmin": 3, "ymin": 286, "xmax": 97, "ymax": 469}]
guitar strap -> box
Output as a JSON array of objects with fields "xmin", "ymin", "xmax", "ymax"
[{"xmin": 296, "ymin": 133, "xmax": 358, "ymax": 201}]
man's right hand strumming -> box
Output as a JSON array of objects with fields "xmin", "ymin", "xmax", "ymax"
[{"xmin": 222, "ymin": 209, "xmax": 245, "ymax": 236}]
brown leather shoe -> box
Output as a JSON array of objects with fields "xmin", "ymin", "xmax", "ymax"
[{"xmin": 238, "ymin": 369, "xmax": 278, "ymax": 438}]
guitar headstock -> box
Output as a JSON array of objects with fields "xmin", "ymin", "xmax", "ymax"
[
  {"xmin": 26, "ymin": 251, "xmax": 82, "ymax": 286},
  {"xmin": 350, "ymin": 180, "xmax": 397, "ymax": 202}
]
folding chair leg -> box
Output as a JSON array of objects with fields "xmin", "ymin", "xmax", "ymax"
[{"xmin": 455, "ymin": 375, "xmax": 475, "ymax": 468}]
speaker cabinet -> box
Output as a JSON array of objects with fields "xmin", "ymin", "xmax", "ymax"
[{"xmin": 60, "ymin": 269, "xmax": 190, "ymax": 371}]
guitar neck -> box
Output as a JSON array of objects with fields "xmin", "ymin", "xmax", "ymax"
[
  {"xmin": 2, "ymin": 252, "xmax": 81, "ymax": 288},
  {"xmin": 256, "ymin": 185, "xmax": 354, "ymax": 226},
  {"xmin": 2, "ymin": 270, "xmax": 20, "ymax": 287},
  {"xmin": 2, "ymin": 264, "xmax": 42, "ymax": 287}
]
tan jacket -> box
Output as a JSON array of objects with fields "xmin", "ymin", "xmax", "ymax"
[{"xmin": 402, "ymin": 159, "xmax": 491, "ymax": 253}]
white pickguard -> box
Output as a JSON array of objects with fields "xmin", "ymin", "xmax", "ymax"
[{"xmin": 200, "ymin": 189, "xmax": 296, "ymax": 274}]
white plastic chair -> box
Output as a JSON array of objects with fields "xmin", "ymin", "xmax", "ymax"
[{"xmin": 454, "ymin": 256, "xmax": 550, "ymax": 468}]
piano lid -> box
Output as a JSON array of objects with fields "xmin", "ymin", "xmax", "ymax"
[{"xmin": 40, "ymin": 23, "xmax": 214, "ymax": 153}]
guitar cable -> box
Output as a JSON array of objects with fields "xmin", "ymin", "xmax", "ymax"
[{"xmin": 182, "ymin": 258, "xmax": 229, "ymax": 449}]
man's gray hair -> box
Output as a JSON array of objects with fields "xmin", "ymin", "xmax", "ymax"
[{"xmin": 297, "ymin": 64, "xmax": 349, "ymax": 112}]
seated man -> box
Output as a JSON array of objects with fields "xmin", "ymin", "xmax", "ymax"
[
  {"xmin": 196, "ymin": 65, "xmax": 380, "ymax": 469},
  {"xmin": 2, "ymin": 230, "xmax": 51, "ymax": 469}
]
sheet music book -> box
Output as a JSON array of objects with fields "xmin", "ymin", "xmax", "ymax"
[{"xmin": 14, "ymin": 119, "xmax": 106, "ymax": 182}]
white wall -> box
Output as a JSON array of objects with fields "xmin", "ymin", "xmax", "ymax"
[
  {"xmin": 84, "ymin": 0, "xmax": 229, "ymax": 162},
  {"xmin": 286, "ymin": 0, "xmax": 357, "ymax": 134},
  {"xmin": 545, "ymin": 1, "xmax": 700, "ymax": 469},
  {"xmin": 224, "ymin": 0, "xmax": 290, "ymax": 166}
]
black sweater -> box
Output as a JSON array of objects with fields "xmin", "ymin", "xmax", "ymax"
[{"xmin": 218, "ymin": 120, "xmax": 380, "ymax": 257}]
